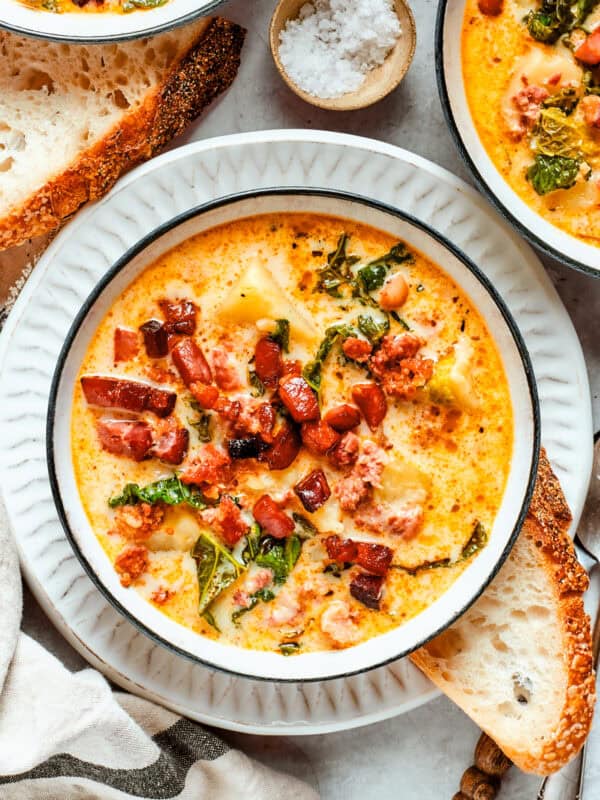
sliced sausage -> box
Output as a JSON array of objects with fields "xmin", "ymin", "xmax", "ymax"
[
  {"xmin": 324, "ymin": 404, "xmax": 361, "ymax": 432},
  {"xmin": 259, "ymin": 421, "xmax": 301, "ymax": 470},
  {"xmin": 350, "ymin": 572, "xmax": 384, "ymax": 610},
  {"xmin": 114, "ymin": 328, "xmax": 139, "ymax": 363},
  {"xmin": 227, "ymin": 436, "xmax": 268, "ymax": 460},
  {"xmin": 159, "ymin": 299, "xmax": 197, "ymax": 335},
  {"xmin": 254, "ymin": 337, "xmax": 283, "ymax": 388},
  {"xmin": 152, "ymin": 427, "xmax": 189, "ymax": 465},
  {"xmin": 351, "ymin": 383, "xmax": 387, "ymax": 429},
  {"xmin": 325, "ymin": 535, "xmax": 358, "ymax": 563},
  {"xmin": 253, "ymin": 494, "xmax": 295, "ymax": 539},
  {"xmin": 96, "ymin": 419, "xmax": 153, "ymax": 461},
  {"xmin": 478, "ymin": 0, "xmax": 503, "ymax": 14},
  {"xmin": 140, "ymin": 320, "xmax": 168, "ymax": 358},
  {"xmin": 81, "ymin": 376, "xmax": 176, "ymax": 418},
  {"xmin": 278, "ymin": 375, "xmax": 320, "ymax": 423},
  {"xmin": 171, "ymin": 338, "xmax": 212, "ymax": 386},
  {"xmin": 328, "ymin": 431, "xmax": 360, "ymax": 469},
  {"xmin": 355, "ymin": 541, "xmax": 393, "ymax": 576},
  {"xmin": 300, "ymin": 420, "xmax": 340, "ymax": 455},
  {"xmin": 190, "ymin": 383, "xmax": 219, "ymax": 409},
  {"xmin": 294, "ymin": 469, "xmax": 331, "ymax": 512}
]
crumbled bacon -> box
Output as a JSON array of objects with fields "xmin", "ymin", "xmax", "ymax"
[
  {"xmin": 113, "ymin": 503, "xmax": 165, "ymax": 541},
  {"xmin": 151, "ymin": 587, "xmax": 175, "ymax": 605},
  {"xmin": 180, "ymin": 444, "xmax": 231, "ymax": 487},
  {"xmin": 334, "ymin": 440, "xmax": 387, "ymax": 511},
  {"xmin": 200, "ymin": 496, "xmax": 249, "ymax": 547},
  {"xmin": 355, "ymin": 503, "xmax": 424, "ymax": 539},
  {"xmin": 324, "ymin": 535, "xmax": 393, "ymax": 576},
  {"xmin": 115, "ymin": 545, "xmax": 149, "ymax": 587},
  {"xmin": 114, "ymin": 327, "xmax": 139, "ymax": 363},
  {"xmin": 369, "ymin": 333, "xmax": 434, "ymax": 400},
  {"xmin": 342, "ymin": 337, "xmax": 373, "ymax": 363},
  {"xmin": 582, "ymin": 95, "xmax": 600, "ymax": 129},
  {"xmin": 213, "ymin": 396, "xmax": 241, "ymax": 422},
  {"xmin": 212, "ymin": 348, "xmax": 243, "ymax": 391}
]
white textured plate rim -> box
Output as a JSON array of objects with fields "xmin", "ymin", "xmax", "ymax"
[
  {"xmin": 46, "ymin": 186, "xmax": 541, "ymax": 683},
  {"xmin": 0, "ymin": 129, "xmax": 593, "ymax": 734},
  {"xmin": 435, "ymin": 0, "xmax": 600, "ymax": 278},
  {"xmin": 0, "ymin": 0, "xmax": 227, "ymax": 43}
]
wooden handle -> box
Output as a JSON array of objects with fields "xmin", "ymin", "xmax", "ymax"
[{"xmin": 454, "ymin": 734, "xmax": 512, "ymax": 799}]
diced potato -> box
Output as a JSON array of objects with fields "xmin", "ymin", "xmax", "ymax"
[
  {"xmin": 146, "ymin": 509, "xmax": 203, "ymax": 552},
  {"xmin": 375, "ymin": 458, "xmax": 429, "ymax": 506},
  {"xmin": 217, "ymin": 261, "xmax": 317, "ymax": 346},
  {"xmin": 428, "ymin": 342, "xmax": 478, "ymax": 410}
]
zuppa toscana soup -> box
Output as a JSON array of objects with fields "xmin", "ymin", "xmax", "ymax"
[
  {"xmin": 463, "ymin": 0, "xmax": 600, "ymax": 247},
  {"xmin": 72, "ymin": 213, "xmax": 513, "ymax": 654},
  {"xmin": 21, "ymin": 0, "xmax": 167, "ymax": 12}
]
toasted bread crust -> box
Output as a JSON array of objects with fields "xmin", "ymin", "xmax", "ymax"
[
  {"xmin": 0, "ymin": 18, "xmax": 245, "ymax": 251},
  {"xmin": 411, "ymin": 449, "xmax": 595, "ymax": 775}
]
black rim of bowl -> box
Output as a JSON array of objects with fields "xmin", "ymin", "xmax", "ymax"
[
  {"xmin": 0, "ymin": 0, "xmax": 226, "ymax": 44},
  {"xmin": 47, "ymin": 187, "xmax": 541, "ymax": 683},
  {"xmin": 435, "ymin": 0, "xmax": 600, "ymax": 279}
]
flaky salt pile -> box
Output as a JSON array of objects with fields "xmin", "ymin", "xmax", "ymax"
[{"xmin": 278, "ymin": 0, "xmax": 402, "ymax": 99}]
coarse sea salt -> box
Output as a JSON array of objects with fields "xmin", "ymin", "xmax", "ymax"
[{"xmin": 278, "ymin": 0, "xmax": 402, "ymax": 100}]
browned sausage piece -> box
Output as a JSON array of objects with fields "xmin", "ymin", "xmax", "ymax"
[
  {"xmin": 351, "ymin": 383, "xmax": 387, "ymax": 430},
  {"xmin": 324, "ymin": 404, "xmax": 361, "ymax": 432},
  {"xmin": 300, "ymin": 420, "xmax": 340, "ymax": 455},
  {"xmin": 350, "ymin": 573, "xmax": 384, "ymax": 610},
  {"xmin": 478, "ymin": 0, "xmax": 503, "ymax": 15},
  {"xmin": 140, "ymin": 320, "xmax": 168, "ymax": 358},
  {"xmin": 81, "ymin": 376, "xmax": 176, "ymax": 418},
  {"xmin": 96, "ymin": 419, "xmax": 153, "ymax": 461},
  {"xmin": 253, "ymin": 495, "xmax": 295, "ymax": 539},
  {"xmin": 254, "ymin": 337, "xmax": 282, "ymax": 388},
  {"xmin": 171, "ymin": 338, "xmax": 212, "ymax": 386},
  {"xmin": 159, "ymin": 299, "xmax": 197, "ymax": 335},
  {"xmin": 278, "ymin": 375, "xmax": 320, "ymax": 423},
  {"xmin": 153, "ymin": 427, "xmax": 189, "ymax": 465},
  {"xmin": 294, "ymin": 469, "xmax": 331, "ymax": 512},
  {"xmin": 259, "ymin": 421, "xmax": 301, "ymax": 470}
]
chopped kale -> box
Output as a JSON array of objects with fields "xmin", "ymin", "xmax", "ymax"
[
  {"xmin": 231, "ymin": 587, "xmax": 275, "ymax": 623},
  {"xmin": 527, "ymin": 154, "xmax": 582, "ymax": 195},
  {"xmin": 108, "ymin": 475, "xmax": 209, "ymax": 510},
  {"xmin": 192, "ymin": 531, "xmax": 246, "ymax": 614},
  {"xmin": 255, "ymin": 535, "xmax": 302, "ymax": 584},
  {"xmin": 302, "ymin": 323, "xmax": 357, "ymax": 393},
  {"xmin": 292, "ymin": 512, "xmax": 319, "ymax": 539},
  {"xmin": 279, "ymin": 642, "xmax": 301, "ymax": 656},
  {"xmin": 394, "ymin": 521, "xmax": 489, "ymax": 575},
  {"xmin": 269, "ymin": 319, "xmax": 290, "ymax": 353}
]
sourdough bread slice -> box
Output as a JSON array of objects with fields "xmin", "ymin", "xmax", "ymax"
[
  {"xmin": 0, "ymin": 18, "xmax": 245, "ymax": 251},
  {"xmin": 410, "ymin": 449, "xmax": 595, "ymax": 775}
]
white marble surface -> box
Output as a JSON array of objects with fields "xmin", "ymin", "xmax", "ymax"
[{"xmin": 21, "ymin": 1, "xmax": 600, "ymax": 798}]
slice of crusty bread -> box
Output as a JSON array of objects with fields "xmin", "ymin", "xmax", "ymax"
[
  {"xmin": 0, "ymin": 17, "xmax": 245, "ymax": 251},
  {"xmin": 410, "ymin": 449, "xmax": 595, "ymax": 775}
]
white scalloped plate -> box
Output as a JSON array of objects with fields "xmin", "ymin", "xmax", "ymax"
[{"xmin": 0, "ymin": 131, "xmax": 592, "ymax": 734}]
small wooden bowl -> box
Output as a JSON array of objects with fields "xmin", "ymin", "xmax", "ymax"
[{"xmin": 269, "ymin": 0, "xmax": 416, "ymax": 111}]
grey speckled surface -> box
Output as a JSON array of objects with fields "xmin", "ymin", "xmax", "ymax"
[{"xmin": 21, "ymin": 1, "xmax": 599, "ymax": 798}]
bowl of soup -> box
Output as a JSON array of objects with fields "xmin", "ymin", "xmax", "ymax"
[
  {"xmin": 3, "ymin": 0, "xmax": 225, "ymax": 42},
  {"xmin": 438, "ymin": 0, "xmax": 600, "ymax": 276},
  {"xmin": 47, "ymin": 189, "xmax": 540, "ymax": 682}
]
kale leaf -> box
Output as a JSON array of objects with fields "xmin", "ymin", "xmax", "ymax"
[
  {"xmin": 357, "ymin": 313, "xmax": 390, "ymax": 344},
  {"xmin": 525, "ymin": 0, "xmax": 600, "ymax": 43},
  {"xmin": 355, "ymin": 242, "xmax": 414, "ymax": 294},
  {"xmin": 302, "ymin": 323, "xmax": 357, "ymax": 393},
  {"xmin": 192, "ymin": 531, "xmax": 246, "ymax": 614},
  {"xmin": 314, "ymin": 234, "xmax": 360, "ymax": 298},
  {"xmin": 292, "ymin": 512, "xmax": 319, "ymax": 539},
  {"xmin": 527, "ymin": 154, "xmax": 582, "ymax": 195},
  {"xmin": 394, "ymin": 522, "xmax": 488, "ymax": 575},
  {"xmin": 279, "ymin": 642, "xmax": 301, "ymax": 656},
  {"xmin": 231, "ymin": 587, "xmax": 275, "ymax": 623},
  {"xmin": 108, "ymin": 476, "xmax": 209, "ymax": 510},
  {"xmin": 269, "ymin": 319, "xmax": 290, "ymax": 352},
  {"xmin": 255, "ymin": 535, "xmax": 302, "ymax": 584}
]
